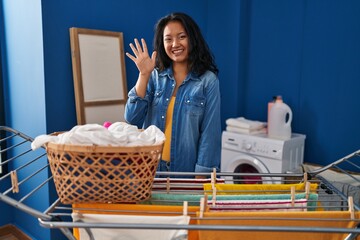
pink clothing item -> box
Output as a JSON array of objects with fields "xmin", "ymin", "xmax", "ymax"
[{"xmin": 103, "ymin": 121, "xmax": 112, "ymax": 128}]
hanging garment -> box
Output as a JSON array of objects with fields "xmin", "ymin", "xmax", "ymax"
[
  {"xmin": 208, "ymin": 198, "xmax": 308, "ymax": 212},
  {"xmin": 203, "ymin": 182, "xmax": 318, "ymax": 195},
  {"xmin": 72, "ymin": 212, "xmax": 190, "ymax": 240},
  {"xmin": 196, "ymin": 211, "xmax": 360, "ymax": 240},
  {"xmin": 72, "ymin": 203, "xmax": 200, "ymax": 240},
  {"xmin": 142, "ymin": 192, "xmax": 318, "ymax": 211}
]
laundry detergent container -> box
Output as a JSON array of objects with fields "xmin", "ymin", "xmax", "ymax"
[{"xmin": 268, "ymin": 101, "xmax": 292, "ymax": 140}]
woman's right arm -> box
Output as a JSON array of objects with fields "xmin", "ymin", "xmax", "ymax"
[{"xmin": 124, "ymin": 38, "xmax": 157, "ymax": 127}]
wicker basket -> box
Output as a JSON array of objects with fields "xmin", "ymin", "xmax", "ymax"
[{"xmin": 46, "ymin": 141, "xmax": 163, "ymax": 204}]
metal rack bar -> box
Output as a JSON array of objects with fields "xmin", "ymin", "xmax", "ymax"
[{"xmin": 38, "ymin": 219, "xmax": 360, "ymax": 234}]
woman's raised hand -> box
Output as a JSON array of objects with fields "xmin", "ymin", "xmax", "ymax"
[{"xmin": 126, "ymin": 38, "xmax": 157, "ymax": 76}]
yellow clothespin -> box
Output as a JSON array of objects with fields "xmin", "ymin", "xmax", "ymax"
[{"xmin": 11, "ymin": 171, "xmax": 19, "ymax": 193}]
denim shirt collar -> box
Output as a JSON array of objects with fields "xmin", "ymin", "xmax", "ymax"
[{"xmin": 158, "ymin": 67, "xmax": 201, "ymax": 82}]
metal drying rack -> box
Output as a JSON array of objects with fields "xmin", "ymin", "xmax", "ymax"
[{"xmin": 0, "ymin": 126, "xmax": 360, "ymax": 240}]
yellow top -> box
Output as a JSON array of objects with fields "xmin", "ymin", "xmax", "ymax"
[{"xmin": 162, "ymin": 96, "xmax": 176, "ymax": 161}]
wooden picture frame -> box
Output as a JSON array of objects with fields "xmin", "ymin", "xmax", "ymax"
[{"xmin": 69, "ymin": 27, "xmax": 128, "ymax": 125}]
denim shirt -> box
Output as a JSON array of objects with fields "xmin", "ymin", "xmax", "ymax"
[{"xmin": 124, "ymin": 67, "xmax": 221, "ymax": 173}]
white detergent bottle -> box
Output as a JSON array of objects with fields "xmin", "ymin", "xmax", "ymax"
[{"xmin": 268, "ymin": 98, "xmax": 292, "ymax": 140}]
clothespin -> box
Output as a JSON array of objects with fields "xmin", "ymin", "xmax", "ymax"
[
  {"xmin": 212, "ymin": 168, "xmax": 217, "ymax": 183},
  {"xmin": 348, "ymin": 196, "xmax": 355, "ymax": 220},
  {"xmin": 211, "ymin": 171, "xmax": 217, "ymax": 206},
  {"xmin": 166, "ymin": 177, "xmax": 170, "ymax": 194},
  {"xmin": 199, "ymin": 197, "xmax": 205, "ymax": 218},
  {"xmin": 303, "ymin": 172, "xmax": 308, "ymax": 186},
  {"xmin": 291, "ymin": 186, "xmax": 295, "ymax": 207},
  {"xmin": 212, "ymin": 187, "xmax": 217, "ymax": 207},
  {"xmin": 211, "ymin": 169, "xmax": 216, "ymax": 189},
  {"xmin": 10, "ymin": 171, "xmax": 19, "ymax": 193},
  {"xmin": 183, "ymin": 201, "xmax": 188, "ymax": 216},
  {"xmin": 305, "ymin": 181, "xmax": 311, "ymax": 200},
  {"xmin": 199, "ymin": 194, "xmax": 209, "ymax": 218}
]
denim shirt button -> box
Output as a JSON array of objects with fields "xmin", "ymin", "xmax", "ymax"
[
  {"xmin": 166, "ymin": 98, "xmax": 169, "ymax": 101},
  {"xmin": 161, "ymin": 115, "xmax": 165, "ymax": 119},
  {"xmin": 186, "ymin": 100, "xmax": 190, "ymax": 103}
]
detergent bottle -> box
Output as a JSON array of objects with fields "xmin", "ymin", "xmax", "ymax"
[
  {"xmin": 267, "ymin": 95, "xmax": 282, "ymax": 124},
  {"xmin": 268, "ymin": 97, "xmax": 292, "ymax": 140}
]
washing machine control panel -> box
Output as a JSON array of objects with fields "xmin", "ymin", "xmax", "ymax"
[{"xmin": 222, "ymin": 132, "xmax": 285, "ymax": 160}]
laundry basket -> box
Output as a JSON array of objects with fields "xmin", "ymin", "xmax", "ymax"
[{"xmin": 46, "ymin": 141, "xmax": 163, "ymax": 204}]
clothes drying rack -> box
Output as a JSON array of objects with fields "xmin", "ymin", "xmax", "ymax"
[{"xmin": 0, "ymin": 126, "xmax": 360, "ymax": 240}]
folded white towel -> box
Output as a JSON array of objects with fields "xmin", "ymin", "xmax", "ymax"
[
  {"xmin": 31, "ymin": 122, "xmax": 165, "ymax": 150},
  {"xmin": 72, "ymin": 212, "xmax": 190, "ymax": 240},
  {"xmin": 226, "ymin": 126, "xmax": 267, "ymax": 135},
  {"xmin": 226, "ymin": 117, "xmax": 266, "ymax": 130}
]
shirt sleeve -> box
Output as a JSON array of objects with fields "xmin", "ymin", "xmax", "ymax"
[
  {"xmin": 123, "ymin": 87, "xmax": 146, "ymax": 128},
  {"xmin": 195, "ymin": 74, "xmax": 222, "ymax": 172}
]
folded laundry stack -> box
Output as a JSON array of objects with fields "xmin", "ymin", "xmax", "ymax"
[{"xmin": 225, "ymin": 117, "xmax": 267, "ymax": 135}]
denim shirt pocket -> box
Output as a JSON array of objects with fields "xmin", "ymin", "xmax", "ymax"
[
  {"xmin": 152, "ymin": 89, "xmax": 164, "ymax": 106},
  {"xmin": 184, "ymin": 96, "xmax": 206, "ymax": 116}
]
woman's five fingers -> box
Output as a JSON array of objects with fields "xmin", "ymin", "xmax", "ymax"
[
  {"xmin": 126, "ymin": 38, "xmax": 148, "ymax": 61},
  {"xmin": 126, "ymin": 38, "xmax": 156, "ymax": 74}
]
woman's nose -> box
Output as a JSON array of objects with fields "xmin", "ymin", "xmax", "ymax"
[{"xmin": 172, "ymin": 39, "xmax": 179, "ymax": 47}]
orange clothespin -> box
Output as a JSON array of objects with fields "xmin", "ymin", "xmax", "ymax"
[{"xmin": 11, "ymin": 171, "xmax": 19, "ymax": 193}]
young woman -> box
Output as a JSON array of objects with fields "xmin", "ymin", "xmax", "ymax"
[{"xmin": 124, "ymin": 12, "xmax": 221, "ymax": 176}]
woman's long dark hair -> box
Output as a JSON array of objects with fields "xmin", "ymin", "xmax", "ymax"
[{"xmin": 153, "ymin": 12, "xmax": 219, "ymax": 76}]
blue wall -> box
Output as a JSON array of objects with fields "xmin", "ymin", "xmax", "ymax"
[
  {"xmin": 0, "ymin": 0, "xmax": 11, "ymax": 228},
  {"xmin": 1, "ymin": 0, "xmax": 360, "ymax": 239},
  {"xmin": 41, "ymin": 0, "xmax": 210, "ymax": 133},
  {"xmin": 1, "ymin": 0, "xmax": 50, "ymax": 239},
  {"xmin": 243, "ymin": 0, "xmax": 360, "ymax": 165}
]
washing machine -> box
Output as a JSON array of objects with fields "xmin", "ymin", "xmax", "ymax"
[{"xmin": 221, "ymin": 131, "xmax": 306, "ymax": 184}]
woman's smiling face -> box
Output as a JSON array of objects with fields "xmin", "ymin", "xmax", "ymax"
[{"xmin": 163, "ymin": 21, "xmax": 189, "ymax": 64}]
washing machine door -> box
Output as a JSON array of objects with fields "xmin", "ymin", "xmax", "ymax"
[{"xmin": 222, "ymin": 153, "xmax": 276, "ymax": 184}]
